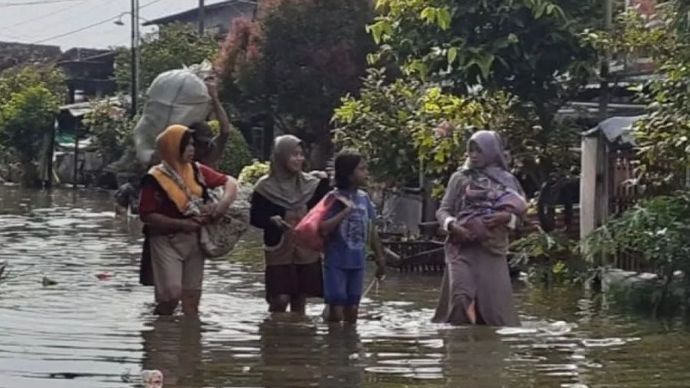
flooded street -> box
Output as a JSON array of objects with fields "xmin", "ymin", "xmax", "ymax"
[{"xmin": 1, "ymin": 186, "xmax": 690, "ymax": 388}]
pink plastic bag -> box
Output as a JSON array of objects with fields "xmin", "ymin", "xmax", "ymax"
[{"xmin": 294, "ymin": 195, "xmax": 335, "ymax": 252}]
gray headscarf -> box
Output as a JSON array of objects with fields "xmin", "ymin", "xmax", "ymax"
[
  {"xmin": 464, "ymin": 130, "xmax": 523, "ymax": 194},
  {"xmin": 254, "ymin": 135, "xmax": 321, "ymax": 210}
]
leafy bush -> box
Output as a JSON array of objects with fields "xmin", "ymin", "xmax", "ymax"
[
  {"xmin": 510, "ymin": 229, "xmax": 587, "ymax": 285},
  {"xmin": 0, "ymin": 87, "xmax": 59, "ymax": 158},
  {"xmin": 238, "ymin": 160, "xmax": 269, "ymax": 187},
  {"xmin": 208, "ymin": 120, "xmax": 254, "ymax": 176},
  {"xmin": 83, "ymin": 98, "xmax": 134, "ymax": 165},
  {"xmin": 586, "ymin": 192, "xmax": 690, "ymax": 274},
  {"xmin": 585, "ymin": 192, "xmax": 690, "ymax": 312},
  {"xmin": 0, "ymin": 65, "xmax": 66, "ymax": 102}
]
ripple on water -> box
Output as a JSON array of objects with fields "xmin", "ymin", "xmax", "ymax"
[{"xmin": 2, "ymin": 187, "xmax": 690, "ymax": 388}]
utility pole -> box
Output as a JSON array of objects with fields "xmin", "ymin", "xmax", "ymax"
[
  {"xmin": 130, "ymin": 0, "xmax": 140, "ymax": 118},
  {"xmin": 198, "ymin": 0, "xmax": 205, "ymax": 35},
  {"xmin": 598, "ymin": 0, "xmax": 613, "ymax": 121}
]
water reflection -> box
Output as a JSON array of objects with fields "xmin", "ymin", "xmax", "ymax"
[
  {"xmin": 141, "ymin": 317, "xmax": 203, "ymax": 387},
  {"xmin": 320, "ymin": 325, "xmax": 363, "ymax": 388},
  {"xmin": 3, "ymin": 186, "xmax": 690, "ymax": 388},
  {"xmin": 259, "ymin": 317, "xmax": 323, "ymax": 387},
  {"xmin": 441, "ymin": 328, "xmax": 511, "ymax": 387}
]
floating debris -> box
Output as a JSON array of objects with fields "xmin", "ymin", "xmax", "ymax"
[
  {"xmin": 42, "ymin": 276, "xmax": 58, "ymax": 287},
  {"xmin": 581, "ymin": 338, "xmax": 627, "ymax": 348},
  {"xmin": 120, "ymin": 369, "xmax": 132, "ymax": 383},
  {"xmin": 142, "ymin": 369, "xmax": 163, "ymax": 387},
  {"xmin": 96, "ymin": 272, "xmax": 113, "ymax": 281}
]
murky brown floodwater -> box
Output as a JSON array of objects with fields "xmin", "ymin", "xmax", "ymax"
[{"xmin": 1, "ymin": 186, "xmax": 690, "ymax": 388}]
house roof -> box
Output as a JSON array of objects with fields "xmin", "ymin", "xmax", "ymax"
[
  {"xmin": 583, "ymin": 115, "xmax": 646, "ymax": 147},
  {"xmin": 58, "ymin": 48, "xmax": 115, "ymax": 63},
  {"xmin": 0, "ymin": 41, "xmax": 61, "ymax": 71},
  {"xmin": 143, "ymin": 0, "xmax": 256, "ymax": 26},
  {"xmin": 59, "ymin": 96, "xmax": 127, "ymax": 118}
]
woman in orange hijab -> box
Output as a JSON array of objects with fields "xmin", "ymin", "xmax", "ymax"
[{"xmin": 139, "ymin": 124, "xmax": 238, "ymax": 315}]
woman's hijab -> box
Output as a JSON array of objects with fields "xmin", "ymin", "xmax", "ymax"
[
  {"xmin": 464, "ymin": 130, "xmax": 523, "ymax": 194},
  {"xmin": 254, "ymin": 135, "xmax": 321, "ymax": 210},
  {"xmin": 151, "ymin": 124, "xmax": 204, "ymax": 212}
]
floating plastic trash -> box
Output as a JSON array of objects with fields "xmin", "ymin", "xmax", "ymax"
[{"xmin": 142, "ymin": 369, "xmax": 163, "ymax": 387}]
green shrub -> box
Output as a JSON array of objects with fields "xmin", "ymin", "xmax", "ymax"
[
  {"xmin": 83, "ymin": 98, "xmax": 134, "ymax": 165},
  {"xmin": 585, "ymin": 191, "xmax": 690, "ymax": 314},
  {"xmin": 238, "ymin": 160, "xmax": 269, "ymax": 187},
  {"xmin": 510, "ymin": 229, "xmax": 587, "ymax": 285},
  {"xmin": 208, "ymin": 120, "xmax": 253, "ymax": 176}
]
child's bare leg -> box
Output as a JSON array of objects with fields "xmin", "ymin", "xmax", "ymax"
[
  {"xmin": 328, "ymin": 305, "xmax": 344, "ymax": 322},
  {"xmin": 466, "ymin": 300, "xmax": 477, "ymax": 324},
  {"xmin": 290, "ymin": 295, "xmax": 306, "ymax": 314},
  {"xmin": 268, "ymin": 294, "xmax": 290, "ymax": 312},
  {"xmin": 154, "ymin": 300, "xmax": 178, "ymax": 315},
  {"xmin": 344, "ymin": 306, "xmax": 358, "ymax": 324}
]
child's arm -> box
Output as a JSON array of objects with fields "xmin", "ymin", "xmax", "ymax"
[
  {"xmin": 369, "ymin": 224, "xmax": 386, "ymax": 278},
  {"xmin": 318, "ymin": 198, "xmax": 352, "ymax": 237}
]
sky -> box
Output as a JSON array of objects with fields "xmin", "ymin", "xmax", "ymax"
[{"xmin": 0, "ymin": 0, "xmax": 232, "ymax": 50}]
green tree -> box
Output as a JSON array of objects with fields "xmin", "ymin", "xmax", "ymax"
[
  {"xmin": 362, "ymin": 0, "xmax": 600, "ymax": 190},
  {"xmin": 0, "ymin": 65, "xmax": 65, "ymax": 185},
  {"xmin": 368, "ymin": 0, "xmax": 598, "ymax": 128},
  {"xmin": 591, "ymin": 1, "xmax": 690, "ymax": 189},
  {"xmin": 216, "ymin": 0, "xmax": 374, "ymax": 165},
  {"xmin": 333, "ymin": 69, "xmax": 520, "ymax": 195},
  {"xmin": 115, "ymin": 23, "xmax": 219, "ymax": 92},
  {"xmin": 0, "ymin": 86, "xmax": 59, "ymax": 185},
  {"xmin": 0, "ymin": 65, "xmax": 66, "ymax": 102},
  {"xmin": 83, "ymin": 98, "xmax": 135, "ymax": 165}
]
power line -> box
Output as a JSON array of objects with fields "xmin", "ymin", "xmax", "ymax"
[
  {"xmin": 6, "ymin": 0, "xmax": 96, "ymax": 29},
  {"xmin": 31, "ymin": 15, "xmax": 119, "ymax": 43},
  {"xmin": 28, "ymin": 0, "xmax": 164, "ymax": 44},
  {"xmin": 0, "ymin": 0, "xmax": 82, "ymax": 7}
]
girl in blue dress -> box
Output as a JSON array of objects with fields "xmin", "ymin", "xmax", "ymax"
[{"xmin": 319, "ymin": 150, "xmax": 385, "ymax": 324}]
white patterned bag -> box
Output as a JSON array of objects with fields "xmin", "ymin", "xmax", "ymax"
[{"xmin": 198, "ymin": 186, "xmax": 249, "ymax": 258}]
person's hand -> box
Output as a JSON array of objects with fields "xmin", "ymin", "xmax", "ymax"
[
  {"xmin": 180, "ymin": 218, "xmax": 203, "ymax": 233},
  {"xmin": 270, "ymin": 215, "xmax": 291, "ymax": 230},
  {"xmin": 310, "ymin": 170, "xmax": 328, "ymax": 180},
  {"xmin": 201, "ymin": 202, "xmax": 227, "ymax": 220},
  {"xmin": 449, "ymin": 222, "xmax": 475, "ymax": 243},
  {"xmin": 205, "ymin": 77, "xmax": 219, "ymax": 100},
  {"xmin": 483, "ymin": 212, "xmax": 512, "ymax": 229},
  {"xmin": 200, "ymin": 203, "xmax": 215, "ymax": 216}
]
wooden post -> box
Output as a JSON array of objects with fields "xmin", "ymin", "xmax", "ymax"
[
  {"xmin": 580, "ymin": 135, "xmax": 599, "ymax": 240},
  {"xmin": 42, "ymin": 121, "xmax": 56, "ymax": 189},
  {"xmin": 73, "ymin": 130, "xmax": 79, "ymax": 188}
]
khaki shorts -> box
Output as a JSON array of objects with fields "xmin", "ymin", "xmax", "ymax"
[{"xmin": 150, "ymin": 232, "xmax": 205, "ymax": 303}]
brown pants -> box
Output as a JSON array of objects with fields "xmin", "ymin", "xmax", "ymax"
[{"xmin": 150, "ymin": 232, "xmax": 205, "ymax": 303}]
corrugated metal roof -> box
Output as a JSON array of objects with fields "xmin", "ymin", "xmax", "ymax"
[
  {"xmin": 59, "ymin": 96, "xmax": 126, "ymax": 118},
  {"xmin": 583, "ymin": 115, "xmax": 646, "ymax": 147}
]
